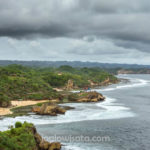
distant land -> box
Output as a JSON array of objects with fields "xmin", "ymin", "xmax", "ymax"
[
  {"xmin": 0, "ymin": 60, "xmax": 150, "ymax": 69},
  {"xmin": 0, "ymin": 60, "xmax": 150, "ymax": 74}
]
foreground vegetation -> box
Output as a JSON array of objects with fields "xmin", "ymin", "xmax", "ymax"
[
  {"xmin": 0, "ymin": 64, "xmax": 118, "ymax": 107},
  {"xmin": 0, "ymin": 122, "xmax": 61, "ymax": 150},
  {"xmin": 0, "ymin": 122, "xmax": 37, "ymax": 150}
]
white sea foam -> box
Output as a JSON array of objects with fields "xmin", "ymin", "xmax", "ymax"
[
  {"xmin": 72, "ymin": 78, "xmax": 149, "ymax": 93},
  {"xmin": 62, "ymin": 145, "xmax": 98, "ymax": 150},
  {"xmin": 93, "ymin": 78, "xmax": 149, "ymax": 92},
  {"xmin": 0, "ymin": 96, "xmax": 135, "ymax": 131},
  {"xmin": 62, "ymin": 145, "xmax": 85, "ymax": 150},
  {"xmin": 62, "ymin": 144, "xmax": 116, "ymax": 150}
]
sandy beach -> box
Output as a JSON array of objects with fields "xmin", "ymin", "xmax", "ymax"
[{"xmin": 0, "ymin": 100, "xmax": 49, "ymax": 116}]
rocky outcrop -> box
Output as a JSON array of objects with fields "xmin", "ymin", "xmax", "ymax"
[
  {"xmin": 88, "ymin": 78, "xmax": 118, "ymax": 87},
  {"xmin": 32, "ymin": 103, "xmax": 74, "ymax": 116},
  {"xmin": 68, "ymin": 91, "xmax": 105, "ymax": 102},
  {"xmin": 32, "ymin": 125, "xmax": 61, "ymax": 150},
  {"xmin": 99, "ymin": 78, "xmax": 110, "ymax": 86},
  {"xmin": 49, "ymin": 142, "xmax": 62, "ymax": 150},
  {"xmin": 118, "ymin": 69, "xmax": 134, "ymax": 74},
  {"xmin": 77, "ymin": 92, "xmax": 105, "ymax": 102},
  {"xmin": 66, "ymin": 79, "xmax": 74, "ymax": 90},
  {"xmin": 88, "ymin": 80, "xmax": 98, "ymax": 86},
  {"xmin": 118, "ymin": 69, "xmax": 150, "ymax": 74}
]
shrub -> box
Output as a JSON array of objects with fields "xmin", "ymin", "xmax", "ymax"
[
  {"xmin": 0, "ymin": 122, "xmax": 36, "ymax": 150},
  {"xmin": 0, "ymin": 93, "xmax": 9, "ymax": 102},
  {"xmin": 68, "ymin": 93, "xmax": 79, "ymax": 101},
  {"xmin": 36, "ymin": 103, "xmax": 42, "ymax": 106},
  {"xmin": 15, "ymin": 122, "xmax": 22, "ymax": 128},
  {"xmin": 10, "ymin": 128, "xmax": 16, "ymax": 134}
]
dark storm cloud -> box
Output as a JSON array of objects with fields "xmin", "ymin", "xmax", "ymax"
[{"xmin": 0, "ymin": 0, "xmax": 150, "ymax": 52}]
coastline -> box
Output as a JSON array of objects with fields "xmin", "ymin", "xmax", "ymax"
[
  {"xmin": 0, "ymin": 92, "xmax": 105, "ymax": 117},
  {"xmin": 1, "ymin": 74, "xmax": 148, "ymax": 150},
  {"xmin": 0, "ymin": 80, "xmax": 120, "ymax": 117},
  {"xmin": 0, "ymin": 100, "xmax": 49, "ymax": 116}
]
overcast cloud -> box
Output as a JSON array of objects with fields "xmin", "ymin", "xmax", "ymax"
[{"xmin": 0, "ymin": 0, "xmax": 150, "ymax": 64}]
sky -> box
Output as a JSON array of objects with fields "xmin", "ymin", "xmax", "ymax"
[{"xmin": 0, "ymin": 0, "xmax": 150, "ymax": 64}]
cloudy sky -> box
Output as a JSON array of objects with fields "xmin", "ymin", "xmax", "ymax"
[{"xmin": 0, "ymin": 0, "xmax": 150, "ymax": 64}]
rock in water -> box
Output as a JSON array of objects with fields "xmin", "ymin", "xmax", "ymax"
[
  {"xmin": 39, "ymin": 141, "xmax": 50, "ymax": 150},
  {"xmin": 77, "ymin": 91, "xmax": 105, "ymax": 102},
  {"xmin": 49, "ymin": 142, "xmax": 61, "ymax": 150},
  {"xmin": 32, "ymin": 103, "xmax": 68, "ymax": 116}
]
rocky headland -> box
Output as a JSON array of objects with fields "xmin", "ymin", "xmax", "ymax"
[{"xmin": 68, "ymin": 91, "xmax": 105, "ymax": 102}]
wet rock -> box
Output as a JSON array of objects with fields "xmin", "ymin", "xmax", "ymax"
[
  {"xmin": 39, "ymin": 141, "xmax": 50, "ymax": 150},
  {"xmin": 49, "ymin": 142, "xmax": 61, "ymax": 150},
  {"xmin": 32, "ymin": 103, "xmax": 68, "ymax": 116},
  {"xmin": 34, "ymin": 133, "xmax": 42, "ymax": 144},
  {"xmin": 77, "ymin": 91, "xmax": 105, "ymax": 102},
  {"xmin": 31, "ymin": 126, "xmax": 61, "ymax": 150}
]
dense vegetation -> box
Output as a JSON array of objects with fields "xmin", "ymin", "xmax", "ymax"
[
  {"xmin": 0, "ymin": 64, "xmax": 118, "ymax": 106},
  {"xmin": 42, "ymin": 65, "xmax": 117, "ymax": 87},
  {"xmin": 0, "ymin": 65, "xmax": 59, "ymax": 106},
  {"xmin": 0, "ymin": 122, "xmax": 37, "ymax": 150}
]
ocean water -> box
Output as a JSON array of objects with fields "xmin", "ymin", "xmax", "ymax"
[{"xmin": 0, "ymin": 74, "xmax": 150, "ymax": 150}]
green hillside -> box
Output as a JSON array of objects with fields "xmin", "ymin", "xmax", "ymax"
[{"xmin": 0, "ymin": 64, "xmax": 118, "ymax": 107}]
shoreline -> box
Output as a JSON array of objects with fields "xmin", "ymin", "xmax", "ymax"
[
  {"xmin": 0, "ymin": 80, "xmax": 121, "ymax": 117},
  {"xmin": 0, "ymin": 91, "xmax": 105, "ymax": 117},
  {"xmin": 0, "ymin": 100, "xmax": 49, "ymax": 116}
]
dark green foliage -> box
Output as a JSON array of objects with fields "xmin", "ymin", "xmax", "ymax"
[
  {"xmin": 43, "ymin": 72, "xmax": 69, "ymax": 87},
  {"xmin": 0, "ymin": 93, "xmax": 10, "ymax": 107},
  {"xmin": 36, "ymin": 103, "xmax": 43, "ymax": 106},
  {"xmin": 0, "ymin": 93, "xmax": 9, "ymax": 102},
  {"xmin": 68, "ymin": 93, "xmax": 79, "ymax": 101},
  {"xmin": 15, "ymin": 122, "xmax": 22, "ymax": 128},
  {"xmin": 0, "ymin": 122, "xmax": 37, "ymax": 150}
]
